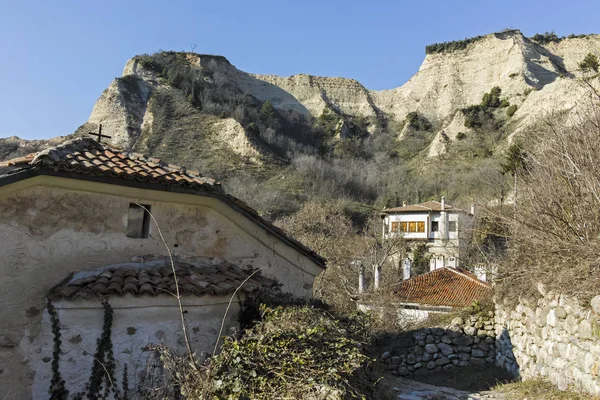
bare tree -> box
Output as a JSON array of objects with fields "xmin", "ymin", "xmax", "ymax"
[
  {"xmin": 498, "ymin": 81, "xmax": 600, "ymax": 301},
  {"xmin": 362, "ymin": 216, "xmax": 407, "ymax": 291}
]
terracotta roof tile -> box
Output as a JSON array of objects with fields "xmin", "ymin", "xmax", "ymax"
[
  {"xmin": 0, "ymin": 138, "xmax": 221, "ymax": 191},
  {"xmin": 47, "ymin": 258, "xmax": 278, "ymax": 301},
  {"xmin": 0, "ymin": 138, "xmax": 326, "ymax": 268},
  {"xmin": 393, "ymin": 267, "xmax": 492, "ymax": 308},
  {"xmin": 384, "ymin": 201, "xmax": 457, "ymax": 213}
]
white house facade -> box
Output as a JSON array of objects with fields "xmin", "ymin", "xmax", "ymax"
[{"xmin": 382, "ymin": 198, "xmax": 473, "ymax": 271}]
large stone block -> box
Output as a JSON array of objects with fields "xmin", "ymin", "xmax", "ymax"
[
  {"xmin": 472, "ymin": 348, "xmax": 485, "ymax": 358},
  {"xmin": 463, "ymin": 326, "xmax": 477, "ymax": 336},
  {"xmin": 591, "ymin": 296, "xmax": 600, "ymax": 314},
  {"xmin": 547, "ymin": 309, "xmax": 558, "ymax": 327},
  {"xmin": 555, "ymin": 307, "xmax": 567, "ymax": 319},
  {"xmin": 580, "ymin": 320, "xmax": 593, "ymax": 339},
  {"xmin": 452, "ymin": 336, "xmax": 474, "ymax": 346},
  {"xmin": 436, "ymin": 357, "xmax": 450, "ymax": 366},
  {"xmin": 425, "ymin": 344, "xmax": 438, "ymax": 353},
  {"xmin": 478, "ymin": 341, "xmax": 490, "ymax": 351},
  {"xmin": 437, "ymin": 343, "xmax": 454, "ymax": 355}
]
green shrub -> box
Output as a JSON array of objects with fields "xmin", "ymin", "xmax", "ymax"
[
  {"xmin": 462, "ymin": 103, "xmax": 499, "ymax": 129},
  {"xmin": 314, "ymin": 107, "xmax": 341, "ymax": 139},
  {"xmin": 405, "ymin": 111, "xmax": 433, "ymax": 132},
  {"xmin": 457, "ymin": 132, "xmax": 467, "ymax": 140},
  {"xmin": 209, "ymin": 305, "xmax": 371, "ymax": 399},
  {"xmin": 480, "ymin": 86, "xmax": 502, "ymax": 108},
  {"xmin": 506, "ymin": 104, "xmax": 518, "ymax": 117},
  {"xmin": 425, "ymin": 35, "xmax": 486, "ymax": 54},
  {"xmin": 530, "ymin": 31, "xmax": 561, "ymax": 45},
  {"xmin": 508, "ymin": 72, "xmax": 519, "ymax": 78},
  {"xmin": 500, "ymin": 99, "xmax": 510, "ymax": 108},
  {"xmin": 579, "ymin": 53, "xmax": 599, "ymax": 73}
]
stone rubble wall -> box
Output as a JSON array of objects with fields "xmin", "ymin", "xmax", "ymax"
[
  {"xmin": 380, "ymin": 314, "xmax": 497, "ymax": 377},
  {"xmin": 495, "ymin": 289, "xmax": 600, "ymax": 395}
]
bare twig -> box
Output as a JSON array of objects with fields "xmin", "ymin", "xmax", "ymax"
[
  {"xmin": 135, "ymin": 204, "xmax": 197, "ymax": 370},
  {"xmin": 212, "ymin": 268, "xmax": 262, "ymax": 355}
]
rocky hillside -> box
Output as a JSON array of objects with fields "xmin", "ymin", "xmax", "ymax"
[
  {"xmin": 3, "ymin": 29, "xmax": 600, "ymax": 217},
  {"xmin": 71, "ymin": 30, "xmax": 600, "ymax": 158}
]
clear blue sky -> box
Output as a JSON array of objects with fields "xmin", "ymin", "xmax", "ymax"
[{"xmin": 1, "ymin": 0, "xmax": 599, "ymax": 140}]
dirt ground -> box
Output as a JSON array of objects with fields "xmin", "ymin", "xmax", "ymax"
[{"xmin": 408, "ymin": 364, "xmax": 515, "ymax": 392}]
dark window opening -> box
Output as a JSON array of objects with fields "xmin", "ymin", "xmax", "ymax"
[
  {"xmin": 431, "ymin": 221, "xmax": 439, "ymax": 232},
  {"xmin": 127, "ymin": 204, "xmax": 151, "ymax": 238}
]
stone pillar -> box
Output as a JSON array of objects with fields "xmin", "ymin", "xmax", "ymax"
[
  {"xmin": 403, "ymin": 258, "xmax": 412, "ymax": 280},
  {"xmin": 358, "ymin": 263, "xmax": 365, "ymax": 293}
]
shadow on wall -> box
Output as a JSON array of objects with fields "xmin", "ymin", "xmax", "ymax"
[
  {"xmin": 495, "ymin": 326, "xmax": 521, "ymax": 378},
  {"xmin": 377, "ymin": 319, "xmax": 518, "ymax": 392}
]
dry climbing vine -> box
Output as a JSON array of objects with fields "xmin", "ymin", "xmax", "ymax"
[{"xmin": 47, "ymin": 299, "xmax": 69, "ymax": 400}]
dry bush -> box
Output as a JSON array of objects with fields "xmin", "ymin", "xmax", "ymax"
[
  {"xmin": 140, "ymin": 304, "xmax": 373, "ymax": 400},
  {"xmin": 498, "ymin": 86, "xmax": 600, "ymax": 301},
  {"xmin": 276, "ymin": 200, "xmax": 366, "ymax": 312}
]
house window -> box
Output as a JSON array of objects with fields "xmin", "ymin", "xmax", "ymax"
[
  {"xmin": 127, "ymin": 203, "xmax": 151, "ymax": 238},
  {"xmin": 403, "ymin": 221, "xmax": 425, "ymax": 233},
  {"xmin": 391, "ymin": 221, "xmax": 399, "ymax": 232},
  {"xmin": 449, "ymin": 221, "xmax": 457, "ymax": 232},
  {"xmin": 431, "ymin": 221, "xmax": 439, "ymax": 232}
]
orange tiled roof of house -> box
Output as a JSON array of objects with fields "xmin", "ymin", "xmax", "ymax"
[
  {"xmin": 0, "ymin": 137, "xmax": 218, "ymax": 189},
  {"xmin": 47, "ymin": 258, "xmax": 278, "ymax": 300},
  {"xmin": 0, "ymin": 138, "xmax": 326, "ymax": 267},
  {"xmin": 384, "ymin": 201, "xmax": 455, "ymax": 213},
  {"xmin": 393, "ymin": 267, "xmax": 492, "ymax": 308}
]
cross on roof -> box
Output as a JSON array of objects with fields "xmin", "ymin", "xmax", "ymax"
[{"xmin": 88, "ymin": 124, "xmax": 112, "ymax": 143}]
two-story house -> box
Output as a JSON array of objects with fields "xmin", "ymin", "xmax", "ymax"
[{"xmin": 382, "ymin": 197, "xmax": 473, "ymax": 272}]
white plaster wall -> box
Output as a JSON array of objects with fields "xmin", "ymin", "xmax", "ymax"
[
  {"xmin": 385, "ymin": 212, "xmax": 430, "ymax": 240},
  {"xmin": 31, "ymin": 295, "xmax": 239, "ymax": 399},
  {"xmin": 0, "ymin": 180, "xmax": 324, "ymax": 399}
]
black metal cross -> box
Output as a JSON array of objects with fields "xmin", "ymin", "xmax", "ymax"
[{"xmin": 88, "ymin": 124, "xmax": 112, "ymax": 143}]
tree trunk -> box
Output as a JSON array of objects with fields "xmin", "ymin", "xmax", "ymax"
[{"xmin": 374, "ymin": 266, "xmax": 380, "ymax": 290}]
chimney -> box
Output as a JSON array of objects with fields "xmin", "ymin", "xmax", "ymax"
[
  {"xmin": 402, "ymin": 200, "xmax": 408, "ymax": 207},
  {"xmin": 470, "ymin": 203, "xmax": 475, "ymax": 216},
  {"xmin": 441, "ymin": 196, "xmax": 445, "ymax": 210}
]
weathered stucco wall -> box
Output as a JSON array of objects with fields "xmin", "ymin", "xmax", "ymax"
[
  {"xmin": 31, "ymin": 296, "xmax": 239, "ymax": 399},
  {"xmin": 495, "ymin": 289, "xmax": 600, "ymax": 395},
  {"xmin": 0, "ymin": 178, "xmax": 323, "ymax": 399}
]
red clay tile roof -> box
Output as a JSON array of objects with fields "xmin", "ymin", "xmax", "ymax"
[
  {"xmin": 47, "ymin": 258, "xmax": 277, "ymax": 300},
  {"xmin": 0, "ymin": 138, "xmax": 218, "ymax": 189},
  {"xmin": 384, "ymin": 201, "xmax": 455, "ymax": 213},
  {"xmin": 393, "ymin": 267, "xmax": 492, "ymax": 308},
  {"xmin": 0, "ymin": 138, "xmax": 326, "ymax": 267}
]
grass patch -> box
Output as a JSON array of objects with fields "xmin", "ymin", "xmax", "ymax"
[{"xmin": 494, "ymin": 378, "xmax": 598, "ymax": 399}]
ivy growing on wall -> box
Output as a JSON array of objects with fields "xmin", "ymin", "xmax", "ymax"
[
  {"xmin": 47, "ymin": 299, "xmax": 69, "ymax": 400},
  {"xmin": 73, "ymin": 298, "xmax": 121, "ymax": 400}
]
